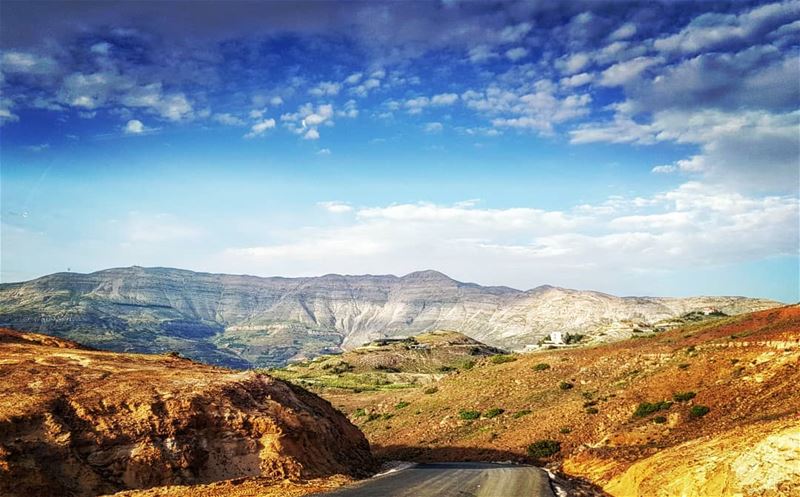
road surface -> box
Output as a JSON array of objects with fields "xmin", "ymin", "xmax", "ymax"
[{"xmin": 313, "ymin": 462, "xmax": 555, "ymax": 497}]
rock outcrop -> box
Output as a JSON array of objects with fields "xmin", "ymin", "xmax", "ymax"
[
  {"xmin": 0, "ymin": 329, "xmax": 374, "ymax": 497},
  {"xmin": 0, "ymin": 266, "xmax": 783, "ymax": 367}
]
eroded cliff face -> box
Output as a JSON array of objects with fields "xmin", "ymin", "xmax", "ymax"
[
  {"xmin": 0, "ymin": 329, "xmax": 374, "ymax": 497},
  {"xmin": 0, "ymin": 266, "xmax": 782, "ymax": 367}
]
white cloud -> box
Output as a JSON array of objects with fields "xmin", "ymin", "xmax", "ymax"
[
  {"xmin": 309, "ymin": 81, "xmax": 341, "ymax": 97},
  {"xmin": 344, "ymin": 72, "xmax": 363, "ymax": 85},
  {"xmin": 431, "ymin": 93, "xmax": 458, "ymax": 106},
  {"xmin": 558, "ymin": 52, "xmax": 591, "ymax": 74},
  {"xmin": 1, "ymin": 51, "xmax": 57, "ymax": 74},
  {"xmin": 270, "ymin": 96, "xmax": 284, "ymax": 106},
  {"xmin": 212, "ymin": 113, "xmax": 245, "ymax": 126},
  {"xmin": 654, "ymin": 0, "xmax": 800, "ymax": 54},
  {"xmin": 468, "ymin": 45, "xmax": 498, "ymax": 63},
  {"xmin": 244, "ymin": 118, "xmax": 276, "ymax": 138},
  {"xmin": 317, "ymin": 148, "xmax": 332, "ymax": 156},
  {"xmin": 424, "ymin": 122, "xmax": 443, "ymax": 133},
  {"xmin": 609, "ymin": 22, "xmax": 637, "ymax": 41},
  {"xmin": 318, "ymin": 201, "xmax": 352, "ymax": 213},
  {"xmin": 505, "ymin": 47, "xmax": 529, "ymax": 61},
  {"xmin": 124, "ymin": 119, "xmax": 146, "ymax": 134},
  {"xmin": 560, "ymin": 72, "xmax": 593, "ymax": 88},
  {"xmin": 499, "ymin": 22, "xmax": 533, "ymax": 43},
  {"xmin": 599, "ymin": 56, "xmax": 662, "ymax": 87},
  {"xmin": 222, "ymin": 187, "xmax": 798, "ymax": 289},
  {"xmin": 405, "ymin": 96, "xmax": 429, "ymax": 114},
  {"xmin": 571, "ymin": 108, "xmax": 800, "ymax": 192},
  {"xmin": 303, "ymin": 128, "xmax": 320, "ymax": 140}
]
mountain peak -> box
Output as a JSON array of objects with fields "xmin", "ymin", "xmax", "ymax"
[{"xmin": 401, "ymin": 270, "xmax": 454, "ymax": 281}]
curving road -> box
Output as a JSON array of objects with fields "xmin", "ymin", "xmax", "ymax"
[{"xmin": 313, "ymin": 462, "xmax": 555, "ymax": 497}]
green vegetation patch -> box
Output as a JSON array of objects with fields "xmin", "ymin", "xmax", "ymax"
[
  {"xmin": 513, "ymin": 409, "xmax": 532, "ymax": 419},
  {"xmin": 395, "ymin": 401, "xmax": 411, "ymax": 410},
  {"xmin": 489, "ymin": 354, "xmax": 517, "ymax": 365},
  {"xmin": 585, "ymin": 407, "xmax": 599, "ymax": 414},
  {"xmin": 653, "ymin": 415, "xmax": 667, "ymax": 424},
  {"xmin": 689, "ymin": 405, "xmax": 710, "ymax": 418},
  {"xmin": 459, "ymin": 409, "xmax": 482, "ymax": 420},
  {"xmin": 633, "ymin": 400, "xmax": 673, "ymax": 418},
  {"xmin": 533, "ymin": 363, "xmax": 551, "ymax": 371},
  {"xmin": 559, "ymin": 381, "xmax": 574, "ymax": 390},
  {"xmin": 673, "ymin": 391, "xmax": 697, "ymax": 402},
  {"xmin": 527, "ymin": 439, "xmax": 561, "ymax": 460},
  {"xmin": 484, "ymin": 408, "xmax": 505, "ymax": 418}
]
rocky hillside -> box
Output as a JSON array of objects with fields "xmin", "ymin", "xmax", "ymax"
[
  {"xmin": 319, "ymin": 306, "xmax": 800, "ymax": 497},
  {"xmin": 0, "ymin": 266, "xmax": 782, "ymax": 367},
  {"xmin": 0, "ymin": 329, "xmax": 373, "ymax": 497}
]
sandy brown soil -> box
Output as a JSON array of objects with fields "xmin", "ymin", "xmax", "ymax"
[
  {"xmin": 0, "ymin": 329, "xmax": 373, "ymax": 497},
  {"xmin": 320, "ymin": 306, "xmax": 800, "ymax": 497}
]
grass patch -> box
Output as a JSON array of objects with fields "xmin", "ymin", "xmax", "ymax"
[
  {"xmin": 513, "ymin": 409, "xmax": 532, "ymax": 419},
  {"xmin": 559, "ymin": 381, "xmax": 574, "ymax": 390},
  {"xmin": 527, "ymin": 439, "xmax": 561, "ymax": 460},
  {"xmin": 689, "ymin": 405, "xmax": 710, "ymax": 418},
  {"xmin": 459, "ymin": 409, "xmax": 482, "ymax": 420},
  {"xmin": 484, "ymin": 408, "xmax": 505, "ymax": 419},
  {"xmin": 489, "ymin": 354, "xmax": 517, "ymax": 365},
  {"xmin": 633, "ymin": 400, "xmax": 673, "ymax": 418},
  {"xmin": 395, "ymin": 401, "xmax": 410, "ymax": 410},
  {"xmin": 673, "ymin": 391, "xmax": 696, "ymax": 402},
  {"xmin": 533, "ymin": 363, "xmax": 551, "ymax": 371}
]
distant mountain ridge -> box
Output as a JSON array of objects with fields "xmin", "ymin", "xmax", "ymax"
[{"xmin": 0, "ymin": 266, "xmax": 783, "ymax": 368}]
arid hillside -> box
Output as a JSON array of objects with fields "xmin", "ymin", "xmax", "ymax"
[
  {"xmin": 0, "ymin": 329, "xmax": 373, "ymax": 497},
  {"xmin": 0, "ymin": 266, "xmax": 781, "ymax": 367},
  {"xmin": 316, "ymin": 306, "xmax": 800, "ymax": 497}
]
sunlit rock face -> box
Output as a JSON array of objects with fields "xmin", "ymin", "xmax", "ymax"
[{"xmin": 0, "ymin": 266, "xmax": 781, "ymax": 367}]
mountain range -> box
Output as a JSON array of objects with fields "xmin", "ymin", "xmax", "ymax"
[{"xmin": 0, "ymin": 266, "xmax": 782, "ymax": 368}]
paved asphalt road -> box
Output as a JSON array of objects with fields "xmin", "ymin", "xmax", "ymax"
[{"xmin": 313, "ymin": 462, "xmax": 555, "ymax": 497}]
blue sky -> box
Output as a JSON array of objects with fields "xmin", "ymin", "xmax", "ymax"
[{"xmin": 1, "ymin": 0, "xmax": 798, "ymax": 301}]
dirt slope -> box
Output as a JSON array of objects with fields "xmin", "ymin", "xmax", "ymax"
[
  {"xmin": 0, "ymin": 329, "xmax": 373, "ymax": 497},
  {"xmin": 318, "ymin": 306, "xmax": 800, "ymax": 497}
]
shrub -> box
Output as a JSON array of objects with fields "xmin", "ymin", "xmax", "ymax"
[
  {"xmin": 381, "ymin": 413, "xmax": 394, "ymax": 421},
  {"xmin": 395, "ymin": 401, "xmax": 410, "ymax": 410},
  {"xmin": 513, "ymin": 409, "xmax": 532, "ymax": 419},
  {"xmin": 527, "ymin": 439, "xmax": 561, "ymax": 460},
  {"xmin": 459, "ymin": 409, "xmax": 481, "ymax": 420},
  {"xmin": 689, "ymin": 405, "xmax": 710, "ymax": 418},
  {"xmin": 353, "ymin": 408, "xmax": 366, "ymax": 417},
  {"xmin": 564, "ymin": 333, "xmax": 585, "ymax": 344},
  {"xmin": 673, "ymin": 391, "xmax": 696, "ymax": 402},
  {"xmin": 484, "ymin": 408, "xmax": 505, "ymax": 419},
  {"xmin": 582, "ymin": 400, "xmax": 597, "ymax": 407},
  {"xmin": 423, "ymin": 386, "xmax": 439, "ymax": 395},
  {"xmin": 459, "ymin": 360, "xmax": 476, "ymax": 370},
  {"xmin": 653, "ymin": 415, "xmax": 667, "ymax": 424},
  {"xmin": 678, "ymin": 363, "xmax": 690, "ymax": 370},
  {"xmin": 490, "ymin": 354, "xmax": 517, "ymax": 365},
  {"xmin": 559, "ymin": 381, "xmax": 574, "ymax": 390},
  {"xmin": 366, "ymin": 413, "xmax": 381, "ymax": 422},
  {"xmin": 585, "ymin": 407, "xmax": 599, "ymax": 414},
  {"xmin": 559, "ymin": 427, "xmax": 572, "ymax": 434},
  {"xmin": 633, "ymin": 401, "xmax": 672, "ymax": 418},
  {"xmin": 533, "ymin": 363, "xmax": 551, "ymax": 371}
]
